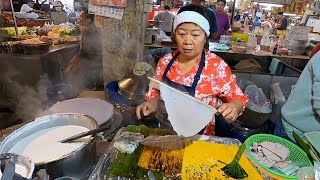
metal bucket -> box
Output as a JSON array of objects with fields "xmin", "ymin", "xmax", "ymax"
[{"xmin": 0, "ymin": 113, "xmax": 98, "ymax": 179}]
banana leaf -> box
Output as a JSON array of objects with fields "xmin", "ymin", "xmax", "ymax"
[
  {"xmin": 141, "ymin": 135, "xmax": 201, "ymax": 150},
  {"xmin": 292, "ymin": 131, "xmax": 313, "ymax": 162},
  {"xmin": 109, "ymin": 145, "xmax": 144, "ymax": 178},
  {"xmin": 127, "ymin": 125, "xmax": 176, "ymax": 137}
]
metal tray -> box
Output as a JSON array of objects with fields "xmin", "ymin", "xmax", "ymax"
[
  {"xmin": 88, "ymin": 128, "xmax": 242, "ymax": 180},
  {"xmin": 19, "ymin": 42, "xmax": 52, "ymax": 54}
]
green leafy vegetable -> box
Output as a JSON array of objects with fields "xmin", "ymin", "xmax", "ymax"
[
  {"xmin": 109, "ymin": 146, "xmax": 143, "ymax": 178},
  {"xmin": 221, "ymin": 143, "xmax": 248, "ymax": 179}
]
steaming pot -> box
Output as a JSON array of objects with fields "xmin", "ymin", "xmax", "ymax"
[{"xmin": 0, "ymin": 113, "xmax": 98, "ymax": 179}]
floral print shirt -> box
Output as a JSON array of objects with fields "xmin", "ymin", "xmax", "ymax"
[{"xmin": 146, "ymin": 49, "xmax": 248, "ymax": 135}]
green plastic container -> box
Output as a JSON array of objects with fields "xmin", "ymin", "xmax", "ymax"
[{"xmin": 245, "ymin": 134, "xmax": 313, "ymax": 179}]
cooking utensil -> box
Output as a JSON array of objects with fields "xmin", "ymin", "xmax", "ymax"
[
  {"xmin": 220, "ymin": 143, "xmax": 248, "ymax": 179},
  {"xmin": 60, "ymin": 123, "xmax": 111, "ymax": 143},
  {"xmin": 148, "ymin": 77, "xmax": 217, "ymax": 137},
  {"xmin": 0, "ymin": 113, "xmax": 98, "ymax": 179},
  {"xmin": 118, "ymin": 63, "xmax": 153, "ymax": 102},
  {"xmin": 41, "ymin": 98, "xmax": 114, "ymax": 126}
]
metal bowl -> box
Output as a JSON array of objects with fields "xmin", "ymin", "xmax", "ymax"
[{"xmin": 237, "ymin": 107, "xmax": 271, "ymax": 129}]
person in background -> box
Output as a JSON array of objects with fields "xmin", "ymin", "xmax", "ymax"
[
  {"xmin": 20, "ymin": 0, "xmax": 45, "ymax": 14},
  {"xmin": 13, "ymin": 0, "xmax": 24, "ymax": 12},
  {"xmin": 253, "ymin": 16, "xmax": 261, "ymax": 27},
  {"xmin": 234, "ymin": 10, "xmax": 241, "ymax": 21},
  {"xmin": 275, "ymin": 12, "xmax": 288, "ymax": 30},
  {"xmin": 50, "ymin": 1, "xmax": 68, "ymax": 25},
  {"xmin": 214, "ymin": 0, "xmax": 230, "ymax": 41},
  {"xmin": 180, "ymin": 0, "xmax": 218, "ymax": 40},
  {"xmin": 154, "ymin": 5, "xmax": 175, "ymax": 36},
  {"xmin": 275, "ymin": 50, "xmax": 320, "ymax": 141},
  {"xmin": 227, "ymin": 9, "xmax": 232, "ymax": 23},
  {"xmin": 136, "ymin": 5, "xmax": 248, "ymax": 136},
  {"xmin": 65, "ymin": 10, "xmax": 103, "ymax": 90},
  {"xmin": 33, "ymin": 0, "xmax": 41, "ymax": 10}
]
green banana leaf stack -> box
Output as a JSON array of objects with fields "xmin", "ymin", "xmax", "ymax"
[{"xmin": 293, "ymin": 131, "xmax": 320, "ymax": 162}]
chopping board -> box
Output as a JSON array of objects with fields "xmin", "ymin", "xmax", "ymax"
[
  {"xmin": 41, "ymin": 98, "xmax": 114, "ymax": 125},
  {"xmin": 148, "ymin": 77, "xmax": 216, "ymax": 137}
]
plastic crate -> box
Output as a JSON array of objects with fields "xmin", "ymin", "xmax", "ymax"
[{"xmin": 269, "ymin": 58, "xmax": 302, "ymax": 76}]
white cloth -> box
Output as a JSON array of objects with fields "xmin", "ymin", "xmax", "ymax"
[
  {"xmin": 15, "ymin": 12, "xmax": 39, "ymax": 19},
  {"xmin": 250, "ymin": 142, "xmax": 290, "ymax": 168},
  {"xmin": 173, "ymin": 11, "xmax": 210, "ymax": 37},
  {"xmin": 20, "ymin": 4, "xmax": 33, "ymax": 13}
]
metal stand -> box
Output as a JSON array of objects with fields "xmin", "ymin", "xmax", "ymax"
[{"xmin": 9, "ymin": 0, "xmax": 19, "ymax": 38}]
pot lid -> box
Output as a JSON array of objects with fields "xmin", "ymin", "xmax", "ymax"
[{"xmin": 41, "ymin": 98, "xmax": 114, "ymax": 125}]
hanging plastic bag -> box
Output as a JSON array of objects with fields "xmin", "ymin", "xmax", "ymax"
[
  {"xmin": 260, "ymin": 34, "xmax": 270, "ymax": 46},
  {"xmin": 244, "ymin": 84, "xmax": 272, "ymax": 113},
  {"xmin": 246, "ymin": 33, "xmax": 257, "ymax": 53}
]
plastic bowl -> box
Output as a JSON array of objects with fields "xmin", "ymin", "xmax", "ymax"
[{"xmin": 232, "ymin": 45, "xmax": 246, "ymax": 53}]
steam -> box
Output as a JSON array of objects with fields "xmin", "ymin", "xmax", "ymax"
[{"xmin": 0, "ymin": 65, "xmax": 51, "ymax": 121}]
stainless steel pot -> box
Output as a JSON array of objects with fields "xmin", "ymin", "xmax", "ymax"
[{"xmin": 0, "ymin": 113, "xmax": 98, "ymax": 179}]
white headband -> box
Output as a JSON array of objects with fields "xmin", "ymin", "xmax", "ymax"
[{"xmin": 173, "ymin": 11, "xmax": 210, "ymax": 37}]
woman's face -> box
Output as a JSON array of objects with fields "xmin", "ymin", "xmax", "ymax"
[
  {"xmin": 175, "ymin": 23, "xmax": 206, "ymax": 60},
  {"xmin": 55, "ymin": 6, "xmax": 62, "ymax": 11}
]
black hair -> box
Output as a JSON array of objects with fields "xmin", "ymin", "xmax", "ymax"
[
  {"xmin": 278, "ymin": 12, "xmax": 284, "ymax": 15},
  {"xmin": 217, "ymin": 0, "xmax": 226, "ymax": 5},
  {"xmin": 178, "ymin": 4, "xmax": 209, "ymax": 21},
  {"xmin": 177, "ymin": 4, "xmax": 209, "ymax": 49},
  {"xmin": 164, "ymin": 5, "xmax": 170, "ymax": 10}
]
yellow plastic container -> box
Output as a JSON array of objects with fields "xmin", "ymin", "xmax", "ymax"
[
  {"xmin": 231, "ymin": 33, "xmax": 249, "ymax": 42},
  {"xmin": 276, "ymin": 30, "xmax": 288, "ymax": 35},
  {"xmin": 5, "ymin": 27, "xmax": 27, "ymax": 36}
]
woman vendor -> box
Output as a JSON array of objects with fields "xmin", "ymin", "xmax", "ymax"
[
  {"xmin": 136, "ymin": 5, "xmax": 248, "ymax": 136},
  {"xmin": 50, "ymin": 1, "xmax": 69, "ymax": 25}
]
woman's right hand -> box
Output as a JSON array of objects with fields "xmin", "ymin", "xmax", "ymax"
[{"xmin": 136, "ymin": 98, "xmax": 159, "ymax": 120}]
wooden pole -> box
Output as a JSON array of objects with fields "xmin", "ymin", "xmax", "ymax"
[
  {"xmin": 9, "ymin": 0, "xmax": 19, "ymax": 37},
  {"xmin": 230, "ymin": 0, "xmax": 236, "ymax": 25}
]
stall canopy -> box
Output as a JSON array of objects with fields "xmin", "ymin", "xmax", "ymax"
[{"xmin": 252, "ymin": 0, "xmax": 293, "ymax": 5}]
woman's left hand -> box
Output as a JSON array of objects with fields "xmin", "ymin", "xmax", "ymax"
[{"xmin": 217, "ymin": 100, "xmax": 243, "ymax": 122}]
